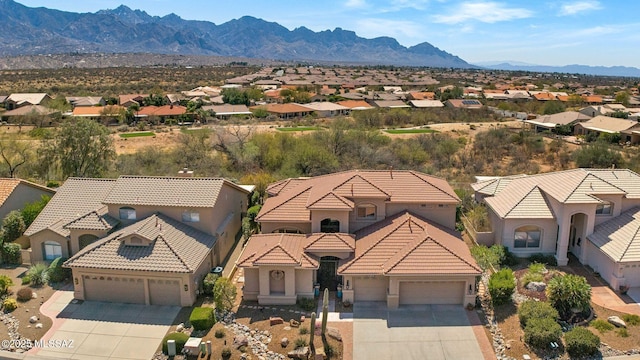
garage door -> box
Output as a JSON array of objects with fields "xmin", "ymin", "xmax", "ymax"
[
  {"xmin": 354, "ymin": 276, "xmax": 387, "ymax": 301},
  {"xmin": 399, "ymin": 281, "xmax": 464, "ymax": 305},
  {"xmin": 624, "ymin": 264, "xmax": 640, "ymax": 287},
  {"xmin": 149, "ymin": 279, "xmax": 181, "ymax": 305},
  {"xmin": 83, "ymin": 275, "xmax": 145, "ymax": 304}
]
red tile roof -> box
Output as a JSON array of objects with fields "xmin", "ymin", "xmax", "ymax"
[{"xmin": 237, "ymin": 233, "xmax": 320, "ymax": 268}]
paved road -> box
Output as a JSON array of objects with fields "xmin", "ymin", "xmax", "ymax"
[{"xmin": 353, "ymin": 302, "xmax": 484, "ymax": 360}]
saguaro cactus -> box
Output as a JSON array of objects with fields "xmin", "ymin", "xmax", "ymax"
[
  {"xmin": 321, "ymin": 288, "xmax": 329, "ymax": 336},
  {"xmin": 309, "ymin": 311, "xmax": 316, "ymax": 354}
]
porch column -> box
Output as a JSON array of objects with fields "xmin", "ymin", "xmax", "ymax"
[
  {"xmin": 555, "ymin": 215, "xmax": 571, "ymax": 266},
  {"xmin": 258, "ymin": 268, "xmax": 270, "ymax": 296},
  {"xmin": 284, "ymin": 268, "xmax": 295, "ymax": 297}
]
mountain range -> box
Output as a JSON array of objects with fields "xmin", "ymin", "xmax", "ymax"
[
  {"xmin": 0, "ymin": 0, "xmax": 471, "ymax": 68},
  {"xmin": 474, "ymin": 61, "xmax": 640, "ymax": 78}
]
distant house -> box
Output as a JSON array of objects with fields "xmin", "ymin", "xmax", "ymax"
[
  {"xmin": 372, "ymin": 100, "xmax": 410, "ymax": 109},
  {"xmin": 72, "ymin": 105, "xmax": 125, "ymax": 121},
  {"xmin": 66, "ymin": 96, "xmax": 106, "ymax": 108},
  {"xmin": 250, "ymin": 103, "xmax": 313, "ymax": 119},
  {"xmin": 336, "ymin": 100, "xmax": 374, "ymax": 111},
  {"xmin": 1, "ymin": 105, "xmax": 60, "ymax": 125},
  {"xmin": 6, "ymin": 93, "xmax": 52, "ymax": 110},
  {"xmin": 299, "ymin": 102, "xmax": 350, "ymax": 117},
  {"xmin": 409, "ymin": 100, "xmax": 444, "ymax": 108},
  {"xmin": 203, "ymin": 104, "xmax": 252, "ymax": 120},
  {"xmin": 0, "ymin": 178, "xmax": 55, "ymax": 224},
  {"xmin": 118, "ymin": 94, "xmax": 148, "ymax": 108},
  {"xmin": 525, "ymin": 111, "xmax": 591, "ymax": 132},
  {"xmin": 164, "ymin": 94, "xmax": 184, "ymax": 105},
  {"xmin": 574, "ymin": 115, "xmax": 640, "ymax": 144},
  {"xmin": 579, "ymin": 104, "xmax": 626, "ymax": 117},
  {"xmin": 136, "ymin": 105, "xmax": 187, "ymax": 120},
  {"xmin": 445, "ymin": 99, "xmax": 483, "ymax": 109},
  {"xmin": 531, "ymin": 92, "xmax": 557, "ymax": 101},
  {"xmin": 406, "ymin": 92, "xmax": 436, "ymax": 101}
]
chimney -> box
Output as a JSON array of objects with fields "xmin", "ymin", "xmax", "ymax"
[{"xmin": 177, "ymin": 167, "xmax": 194, "ymax": 178}]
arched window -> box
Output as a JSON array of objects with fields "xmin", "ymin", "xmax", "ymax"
[
  {"xmin": 119, "ymin": 207, "xmax": 136, "ymax": 220},
  {"xmin": 320, "ymin": 218, "xmax": 340, "ymax": 233},
  {"xmin": 356, "ymin": 204, "xmax": 376, "ymax": 220},
  {"xmin": 79, "ymin": 234, "xmax": 99, "ymax": 250},
  {"xmin": 43, "ymin": 241, "xmax": 62, "ymax": 260},
  {"xmin": 514, "ymin": 226, "xmax": 541, "ymax": 249}
]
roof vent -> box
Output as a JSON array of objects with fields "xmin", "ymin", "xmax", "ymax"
[{"xmin": 177, "ymin": 168, "xmax": 194, "ymax": 178}]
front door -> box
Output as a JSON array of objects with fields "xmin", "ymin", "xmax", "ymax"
[{"xmin": 318, "ymin": 256, "xmax": 340, "ymax": 291}]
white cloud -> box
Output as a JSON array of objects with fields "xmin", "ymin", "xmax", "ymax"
[
  {"xmin": 432, "ymin": 1, "xmax": 533, "ymax": 24},
  {"xmin": 354, "ymin": 18, "xmax": 425, "ymax": 43},
  {"xmin": 345, "ymin": 0, "xmax": 366, "ymax": 8},
  {"xmin": 559, "ymin": 1, "xmax": 602, "ymax": 16}
]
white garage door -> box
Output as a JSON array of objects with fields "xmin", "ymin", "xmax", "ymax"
[
  {"xmin": 624, "ymin": 264, "xmax": 640, "ymax": 287},
  {"xmin": 83, "ymin": 275, "xmax": 145, "ymax": 304},
  {"xmin": 149, "ymin": 279, "xmax": 181, "ymax": 306},
  {"xmin": 354, "ymin": 276, "xmax": 387, "ymax": 301},
  {"xmin": 399, "ymin": 281, "xmax": 464, "ymax": 305}
]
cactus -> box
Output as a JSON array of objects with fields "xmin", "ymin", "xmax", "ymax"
[
  {"xmin": 309, "ymin": 311, "xmax": 316, "ymax": 354},
  {"xmin": 321, "ymin": 288, "xmax": 329, "ymax": 336}
]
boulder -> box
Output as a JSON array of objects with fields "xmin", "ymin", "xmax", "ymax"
[
  {"xmin": 29, "ymin": 316, "xmax": 38, "ymax": 324},
  {"xmin": 290, "ymin": 319, "xmax": 300, "ymax": 328},
  {"xmin": 608, "ymin": 316, "xmax": 627, "ymax": 328},
  {"xmin": 281, "ymin": 337, "xmax": 289, "ymax": 347},
  {"xmin": 233, "ymin": 335, "xmax": 249, "ymax": 348},
  {"xmin": 35, "ymin": 323, "xmax": 43, "ymax": 329},
  {"xmin": 288, "ymin": 346, "xmax": 309, "ymax": 359},
  {"xmin": 270, "ymin": 316, "xmax": 284, "ymax": 326},
  {"xmin": 525, "ymin": 282, "xmax": 547, "ymax": 292},
  {"xmin": 176, "ymin": 323, "xmax": 184, "ymax": 332},
  {"xmin": 327, "ymin": 327, "xmax": 342, "ymax": 342},
  {"xmin": 32, "ymin": 292, "xmax": 37, "ymax": 299},
  {"xmin": 300, "ymin": 315, "xmax": 305, "ymax": 323}
]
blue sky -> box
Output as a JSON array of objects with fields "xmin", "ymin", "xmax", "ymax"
[{"xmin": 17, "ymin": 0, "xmax": 640, "ymax": 67}]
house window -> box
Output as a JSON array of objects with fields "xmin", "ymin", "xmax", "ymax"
[
  {"xmin": 119, "ymin": 207, "xmax": 136, "ymax": 220},
  {"xmin": 182, "ymin": 211, "xmax": 200, "ymax": 222},
  {"xmin": 43, "ymin": 241, "xmax": 62, "ymax": 261},
  {"xmin": 79, "ymin": 234, "xmax": 99, "ymax": 250},
  {"xmin": 356, "ymin": 204, "xmax": 376, "ymax": 220},
  {"xmin": 514, "ymin": 226, "xmax": 541, "ymax": 249},
  {"xmin": 273, "ymin": 228, "xmax": 303, "ymax": 234},
  {"xmin": 320, "ymin": 218, "xmax": 340, "ymax": 233},
  {"xmin": 596, "ymin": 202, "xmax": 612, "ymax": 215}
]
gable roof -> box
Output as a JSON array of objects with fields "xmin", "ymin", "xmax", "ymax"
[
  {"xmin": 252, "ymin": 103, "xmax": 313, "ymax": 114},
  {"xmin": 63, "ymin": 206, "xmax": 119, "ymax": 231},
  {"xmin": 578, "ymin": 115, "xmax": 640, "ymax": 133},
  {"xmin": 237, "ymin": 233, "xmax": 319, "ymax": 268},
  {"xmin": 475, "ymin": 169, "xmax": 640, "ymax": 219},
  {"xmin": 7, "ymin": 93, "xmax": 50, "ymax": 106},
  {"xmin": 103, "ymin": 176, "xmax": 248, "ymax": 208},
  {"xmin": 336, "ymin": 100, "xmax": 374, "ymax": 110},
  {"xmin": 588, "ymin": 207, "xmax": 640, "ymax": 263},
  {"xmin": 1, "ymin": 105, "xmax": 59, "ymax": 117},
  {"xmin": 24, "ymin": 178, "xmax": 117, "ymax": 237},
  {"xmin": 64, "ymin": 213, "xmax": 217, "ymax": 273},
  {"xmin": 305, "ymin": 233, "xmax": 355, "ymax": 252},
  {"xmin": 258, "ymin": 170, "xmax": 459, "ymax": 222},
  {"xmin": 0, "ymin": 178, "xmax": 55, "ymax": 208},
  {"xmin": 525, "ymin": 111, "xmax": 591, "ymax": 128},
  {"xmin": 338, "ymin": 212, "xmax": 480, "ymax": 276}
]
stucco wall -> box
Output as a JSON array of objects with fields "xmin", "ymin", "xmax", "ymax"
[
  {"xmin": 586, "ymin": 240, "xmax": 618, "ymax": 289},
  {"xmin": 501, "ymin": 218, "xmax": 558, "ymax": 256},
  {"xmin": 348, "ymin": 198, "xmax": 387, "ymax": 232},
  {"xmin": 385, "ymin": 203, "xmax": 456, "ymax": 229},
  {"xmin": 295, "ymin": 269, "xmax": 314, "ymax": 298},
  {"xmin": 310, "ymin": 210, "xmax": 350, "ymax": 233},
  {"xmin": 1, "ymin": 184, "xmax": 54, "ymax": 222},
  {"xmin": 243, "ymin": 268, "xmax": 260, "ymax": 300},
  {"xmin": 29, "ymin": 230, "xmax": 69, "ymax": 262},
  {"xmin": 68, "ymin": 229, "xmax": 109, "ymax": 256},
  {"xmin": 260, "ymin": 222, "xmax": 311, "ymax": 234}
]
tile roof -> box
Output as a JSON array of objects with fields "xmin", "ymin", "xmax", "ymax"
[
  {"xmin": 299, "ymin": 102, "xmax": 350, "ymax": 112},
  {"xmin": 0, "ymin": 178, "xmax": 54, "ymax": 208},
  {"xmin": 63, "ymin": 206, "xmax": 119, "ymax": 231},
  {"xmin": 305, "ymin": 233, "xmax": 355, "ymax": 252},
  {"xmin": 202, "ymin": 104, "xmax": 252, "ymax": 115},
  {"xmin": 1, "ymin": 105, "xmax": 58, "ymax": 117},
  {"xmin": 252, "ymin": 103, "xmax": 313, "ymax": 114},
  {"xmin": 336, "ymin": 100, "xmax": 374, "ymax": 110},
  {"xmin": 338, "ymin": 212, "xmax": 480, "ymax": 275},
  {"xmin": 7, "ymin": 93, "xmax": 49, "ymax": 105},
  {"xmin": 409, "ymin": 100, "xmax": 445, "ymax": 108},
  {"xmin": 72, "ymin": 105, "xmax": 125, "ymax": 117},
  {"xmin": 237, "ymin": 233, "xmax": 319, "ymax": 268},
  {"xmin": 102, "ymin": 176, "xmax": 240, "ymax": 208},
  {"xmin": 588, "ymin": 207, "xmax": 640, "ymax": 262},
  {"xmin": 64, "ymin": 213, "xmax": 216, "ymax": 273},
  {"xmin": 24, "ymin": 178, "xmax": 117, "ymax": 237},
  {"xmin": 475, "ymin": 169, "xmax": 640, "ymax": 219},
  {"xmin": 258, "ymin": 170, "xmax": 459, "ymax": 222},
  {"xmin": 578, "ymin": 116, "xmax": 640, "ymax": 133}
]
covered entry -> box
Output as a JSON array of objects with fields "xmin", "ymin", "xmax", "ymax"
[
  {"xmin": 317, "ymin": 256, "xmax": 340, "ymax": 291},
  {"xmin": 399, "ymin": 281, "xmax": 464, "ymax": 305},
  {"xmin": 149, "ymin": 279, "xmax": 181, "ymax": 305},
  {"xmin": 83, "ymin": 275, "xmax": 145, "ymax": 304},
  {"xmin": 354, "ymin": 276, "xmax": 387, "ymax": 301}
]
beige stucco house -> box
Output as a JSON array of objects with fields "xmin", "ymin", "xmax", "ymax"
[
  {"xmin": 238, "ymin": 170, "xmax": 481, "ymax": 309},
  {"xmin": 0, "ymin": 178, "xmax": 55, "ymax": 224},
  {"xmin": 472, "ymin": 168, "xmax": 640, "ymax": 289},
  {"xmin": 25, "ymin": 175, "xmax": 251, "ymax": 306}
]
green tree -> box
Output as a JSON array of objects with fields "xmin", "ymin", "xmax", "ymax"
[
  {"xmin": 221, "ymin": 88, "xmax": 249, "ymax": 105},
  {"xmin": 2, "ymin": 211, "xmax": 26, "ymax": 243},
  {"xmin": 615, "ymin": 91, "xmax": 630, "ymax": 106},
  {"xmin": 542, "ymin": 101, "xmax": 565, "ymax": 115},
  {"xmin": 40, "ymin": 118, "xmax": 116, "ymax": 178},
  {"xmin": 213, "ymin": 277, "xmax": 237, "ymax": 311},
  {"xmin": 546, "ymin": 274, "xmax": 591, "ymax": 319},
  {"xmin": 0, "ymin": 138, "xmax": 31, "ymax": 178},
  {"xmin": 21, "ymin": 195, "xmax": 50, "ymax": 229},
  {"xmin": 573, "ymin": 140, "xmax": 624, "ymax": 168}
]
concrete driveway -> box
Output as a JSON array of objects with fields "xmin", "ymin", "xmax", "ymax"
[
  {"xmin": 28, "ymin": 291, "xmax": 180, "ymax": 360},
  {"xmin": 353, "ymin": 302, "xmax": 484, "ymax": 360}
]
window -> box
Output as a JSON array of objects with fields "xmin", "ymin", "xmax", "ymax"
[
  {"xmin": 273, "ymin": 228, "xmax": 303, "ymax": 234},
  {"xmin": 596, "ymin": 202, "xmax": 612, "ymax": 215},
  {"xmin": 182, "ymin": 211, "xmax": 200, "ymax": 222},
  {"xmin": 320, "ymin": 218, "xmax": 340, "ymax": 233},
  {"xmin": 119, "ymin": 207, "xmax": 136, "ymax": 220},
  {"xmin": 514, "ymin": 226, "xmax": 541, "ymax": 249},
  {"xmin": 357, "ymin": 204, "xmax": 376, "ymax": 219},
  {"xmin": 43, "ymin": 241, "xmax": 62, "ymax": 261}
]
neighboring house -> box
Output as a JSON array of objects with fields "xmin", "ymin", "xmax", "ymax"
[
  {"xmin": 524, "ymin": 111, "xmax": 591, "ymax": 132},
  {"xmin": 445, "ymin": 99, "xmax": 483, "ymax": 109},
  {"xmin": 406, "ymin": 92, "xmax": 436, "ymax": 101},
  {"xmin": 0, "ymin": 105, "xmax": 60, "ymax": 122},
  {"xmin": 25, "ymin": 175, "xmax": 251, "ymax": 306},
  {"xmin": 532, "ymin": 92, "xmax": 557, "ymax": 101},
  {"xmin": 471, "ymin": 168, "xmax": 640, "ymax": 288},
  {"xmin": 336, "ymin": 100, "xmax": 374, "ymax": 111},
  {"xmin": 5, "ymin": 93, "xmax": 52, "ymax": 110},
  {"xmin": 299, "ymin": 102, "xmax": 350, "ymax": 117},
  {"xmin": 579, "ymin": 104, "xmax": 625, "ymax": 117},
  {"xmin": 164, "ymin": 94, "xmax": 184, "ymax": 105},
  {"xmin": 409, "ymin": 100, "xmax": 445, "ymax": 108},
  {"xmin": 202, "ymin": 104, "xmax": 253, "ymax": 120},
  {"xmin": 238, "ymin": 170, "xmax": 480, "ymax": 309},
  {"xmin": 118, "ymin": 94, "xmax": 148, "ymax": 108},
  {"xmin": 249, "ymin": 103, "xmax": 313, "ymax": 119},
  {"xmin": 0, "ymin": 178, "xmax": 55, "ymax": 224},
  {"xmin": 66, "ymin": 96, "xmax": 106, "ymax": 108},
  {"xmin": 574, "ymin": 115, "xmax": 640, "ymax": 144},
  {"xmin": 72, "ymin": 105, "xmax": 125, "ymax": 120},
  {"xmin": 136, "ymin": 105, "xmax": 188, "ymax": 120},
  {"xmin": 372, "ymin": 100, "xmax": 410, "ymax": 109}
]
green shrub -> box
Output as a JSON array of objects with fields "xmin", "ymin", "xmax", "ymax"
[
  {"xmin": 518, "ymin": 300, "xmax": 558, "ymax": 327},
  {"xmin": 590, "ymin": 319, "xmax": 614, "ymax": 333},
  {"xmin": 189, "ymin": 307, "xmax": 215, "ymax": 331},
  {"xmin": 21, "ymin": 195, "xmax": 50, "ymax": 229},
  {"xmin": 528, "ymin": 262, "xmax": 546, "ymax": 274},
  {"xmin": 528, "ymin": 253, "xmax": 557, "ymax": 266},
  {"xmin": 488, "ymin": 268, "xmax": 516, "ymax": 305},
  {"xmin": 524, "ymin": 317, "xmax": 562, "ymax": 348},
  {"xmin": 221, "ymin": 347, "xmax": 232, "ymax": 359},
  {"xmin": 213, "ymin": 277, "xmax": 237, "ymax": 312},
  {"xmin": 0, "ymin": 274, "xmax": 13, "ymax": 294},
  {"xmin": 622, "ymin": 314, "xmax": 640, "ymax": 326},
  {"xmin": 522, "ymin": 272, "xmax": 544, "ymax": 287},
  {"xmin": 161, "ymin": 332, "xmax": 189, "ymax": 354},
  {"xmin": 16, "ymin": 287, "xmax": 33, "ymax": 301},
  {"xmin": 564, "ymin": 327, "xmax": 600, "ymax": 357},
  {"xmin": 215, "ymin": 328, "xmax": 225, "ymax": 338},
  {"xmin": 1, "ymin": 210, "xmax": 26, "ymax": 243},
  {"xmin": 202, "ymin": 273, "xmax": 219, "ymax": 296},
  {"xmin": 27, "ymin": 263, "xmax": 48, "ymax": 287},
  {"xmin": 324, "ymin": 342, "xmax": 335, "ymax": 358},
  {"xmin": 297, "ymin": 297, "xmax": 316, "ymax": 311},
  {"xmin": 299, "ymin": 327, "xmax": 309, "ymax": 335},
  {"xmin": 3, "ymin": 298, "xmax": 17, "ymax": 312},
  {"xmin": 617, "ymin": 328, "xmax": 629, "ymax": 337},
  {"xmin": 294, "ymin": 337, "xmax": 308, "ymax": 348},
  {"xmin": 2, "ymin": 243, "xmax": 22, "ymax": 264},
  {"xmin": 47, "ymin": 257, "xmax": 70, "ymax": 283},
  {"xmin": 546, "ymin": 274, "xmax": 591, "ymax": 319},
  {"xmin": 21, "ymin": 275, "xmax": 31, "ymax": 285}
]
